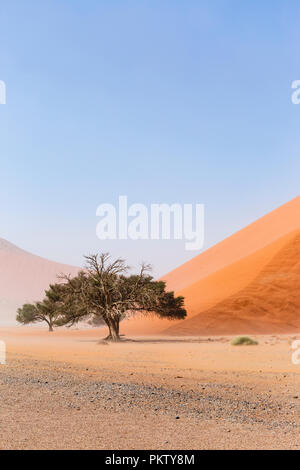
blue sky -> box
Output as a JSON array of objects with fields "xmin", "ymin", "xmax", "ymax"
[{"xmin": 0, "ymin": 0, "xmax": 300, "ymax": 276}]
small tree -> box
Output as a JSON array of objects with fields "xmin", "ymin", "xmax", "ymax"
[
  {"xmin": 16, "ymin": 284, "xmax": 66, "ymax": 332},
  {"xmin": 60, "ymin": 253, "xmax": 187, "ymax": 341}
]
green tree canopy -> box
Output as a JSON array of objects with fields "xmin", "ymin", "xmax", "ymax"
[
  {"xmin": 16, "ymin": 283, "xmax": 67, "ymax": 332},
  {"xmin": 59, "ymin": 253, "xmax": 186, "ymax": 341}
]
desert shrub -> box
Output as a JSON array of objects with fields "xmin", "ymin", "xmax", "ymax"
[{"xmin": 231, "ymin": 336, "xmax": 258, "ymax": 346}]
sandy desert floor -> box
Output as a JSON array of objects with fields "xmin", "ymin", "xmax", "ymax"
[{"xmin": 0, "ymin": 327, "xmax": 299, "ymax": 450}]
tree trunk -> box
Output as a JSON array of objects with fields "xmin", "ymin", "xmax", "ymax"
[
  {"xmin": 115, "ymin": 318, "xmax": 120, "ymax": 336},
  {"xmin": 48, "ymin": 324, "xmax": 54, "ymax": 332},
  {"xmin": 104, "ymin": 317, "xmax": 121, "ymax": 342}
]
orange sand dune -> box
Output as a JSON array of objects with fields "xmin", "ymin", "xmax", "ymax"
[
  {"xmin": 176, "ymin": 232, "xmax": 296, "ymax": 318},
  {"xmin": 165, "ymin": 229, "xmax": 300, "ymax": 335},
  {"xmin": 124, "ymin": 196, "xmax": 300, "ymax": 335},
  {"xmin": 163, "ymin": 195, "xmax": 300, "ymax": 293},
  {"xmin": 0, "ymin": 239, "xmax": 79, "ymax": 325}
]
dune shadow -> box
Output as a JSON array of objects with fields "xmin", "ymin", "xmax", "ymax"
[
  {"xmin": 76, "ymin": 336, "xmax": 226, "ymax": 345},
  {"xmin": 99, "ymin": 336, "xmax": 224, "ymax": 344},
  {"xmin": 121, "ymin": 337, "xmax": 222, "ymax": 344}
]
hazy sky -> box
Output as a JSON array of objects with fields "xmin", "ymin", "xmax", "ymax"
[{"xmin": 0, "ymin": 0, "xmax": 300, "ymax": 276}]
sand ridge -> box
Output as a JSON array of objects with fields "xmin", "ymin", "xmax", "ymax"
[
  {"xmin": 123, "ymin": 196, "xmax": 300, "ymax": 335},
  {"xmin": 164, "ymin": 230, "xmax": 300, "ymax": 335}
]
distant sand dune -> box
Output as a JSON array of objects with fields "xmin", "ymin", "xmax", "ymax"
[{"xmin": 0, "ymin": 239, "xmax": 78, "ymax": 325}]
